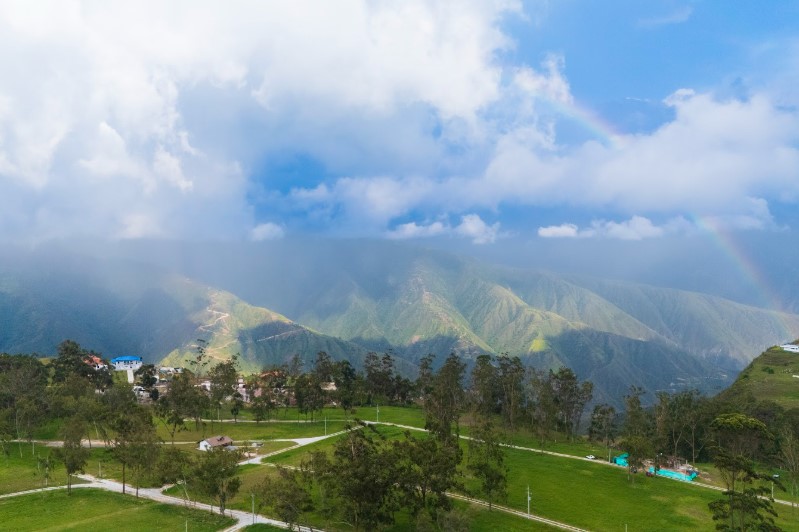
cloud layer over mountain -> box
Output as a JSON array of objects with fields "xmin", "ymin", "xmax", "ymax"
[{"xmin": 1, "ymin": 1, "xmax": 798, "ymax": 243}]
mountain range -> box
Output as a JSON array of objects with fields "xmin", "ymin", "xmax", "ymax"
[{"xmin": 2, "ymin": 240, "xmax": 798, "ymax": 405}]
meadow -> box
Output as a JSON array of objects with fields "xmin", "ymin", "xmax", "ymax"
[{"xmin": 0, "ymin": 489, "xmax": 234, "ymax": 531}]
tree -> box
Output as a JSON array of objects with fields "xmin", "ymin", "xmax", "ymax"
[
  {"xmin": 365, "ymin": 351, "xmax": 395, "ymax": 404},
  {"xmin": 108, "ymin": 396, "xmax": 160, "ymax": 496},
  {"xmin": 156, "ymin": 371, "xmax": 203, "ymax": 443},
  {"xmin": 779, "ymin": 426, "xmax": 799, "ymax": 511},
  {"xmin": 51, "ymin": 340, "xmax": 112, "ymax": 391},
  {"xmin": 256, "ymin": 467, "xmax": 312, "ymax": 530},
  {"xmin": 322, "ymin": 422, "xmax": 400, "ymax": 530},
  {"xmin": 189, "ymin": 338, "xmax": 211, "ymax": 377},
  {"xmin": 528, "ymin": 368, "xmax": 557, "ymax": 446},
  {"xmin": 194, "ymin": 447, "xmax": 242, "ymax": 515},
  {"xmin": 312, "ymin": 351, "xmax": 334, "ymax": 384},
  {"xmin": 294, "ymin": 373, "xmax": 324, "ymax": 421},
  {"xmin": 469, "ymin": 354, "xmax": 498, "ymax": 420},
  {"xmin": 588, "ymin": 403, "xmax": 617, "ymax": 458},
  {"xmin": 393, "ymin": 431, "xmax": 461, "ymax": 520},
  {"xmin": 230, "ymin": 391, "xmax": 244, "ymax": 423},
  {"xmin": 424, "ymin": 353, "xmax": 466, "ymax": 441},
  {"xmin": 684, "ymin": 391, "xmax": 711, "ymax": 464},
  {"xmin": 709, "ymin": 413, "xmax": 779, "ymax": 530},
  {"xmin": 623, "ymin": 386, "xmax": 651, "ymax": 439},
  {"xmin": 497, "ymin": 355, "xmax": 526, "ymax": 432},
  {"xmin": 333, "ymin": 360, "xmax": 357, "ymax": 416},
  {"xmin": 53, "ymin": 415, "xmax": 90, "ymax": 494},
  {"xmin": 135, "ymin": 364, "xmax": 159, "ymax": 400},
  {"xmin": 0, "ymin": 355, "xmax": 48, "ymax": 456},
  {"xmin": 209, "ymin": 356, "xmax": 239, "ymax": 423},
  {"xmin": 548, "ymin": 367, "xmax": 593, "ymax": 440},
  {"xmin": 467, "ymin": 419, "xmax": 507, "ymax": 509}
]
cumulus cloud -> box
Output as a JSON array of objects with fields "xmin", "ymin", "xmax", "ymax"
[
  {"xmin": 250, "ymin": 222, "xmax": 285, "ymax": 241},
  {"xmin": 1, "ymin": 2, "xmax": 797, "ymax": 243},
  {"xmin": 387, "ymin": 221, "xmax": 448, "ymax": 240},
  {"xmin": 539, "ymin": 216, "xmax": 688, "ymax": 240},
  {"xmin": 456, "ymin": 214, "xmax": 500, "ymax": 244},
  {"xmin": 538, "ymin": 223, "xmax": 579, "ymax": 238},
  {"xmin": 0, "ymin": 1, "xmax": 522, "ymax": 241},
  {"xmin": 387, "ymin": 214, "xmax": 499, "ymax": 244}
]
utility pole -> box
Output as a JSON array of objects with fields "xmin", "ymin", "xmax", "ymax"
[
  {"xmin": 325, "ymin": 416, "xmax": 327, "ymax": 435},
  {"xmin": 251, "ymin": 492, "xmax": 255, "ymax": 524},
  {"xmin": 376, "ymin": 403, "xmax": 379, "ymax": 423},
  {"xmin": 527, "ymin": 485, "xmax": 531, "ymax": 516}
]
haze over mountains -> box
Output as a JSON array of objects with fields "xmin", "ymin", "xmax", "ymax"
[{"xmin": 2, "ymin": 239, "xmax": 798, "ymax": 406}]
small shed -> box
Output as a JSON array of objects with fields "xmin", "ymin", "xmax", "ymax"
[{"xmin": 198, "ymin": 435, "xmax": 234, "ymax": 451}]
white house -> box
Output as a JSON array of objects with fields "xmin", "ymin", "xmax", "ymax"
[
  {"xmin": 780, "ymin": 344, "xmax": 799, "ymax": 354},
  {"xmin": 198, "ymin": 435, "xmax": 234, "ymax": 451},
  {"xmin": 111, "ymin": 356, "xmax": 143, "ymax": 371}
]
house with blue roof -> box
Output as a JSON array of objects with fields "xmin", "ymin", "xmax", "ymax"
[{"xmin": 111, "ymin": 355, "xmax": 143, "ymax": 371}]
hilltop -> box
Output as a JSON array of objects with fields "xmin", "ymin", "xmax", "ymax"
[{"xmin": 716, "ymin": 343, "xmax": 799, "ymax": 410}]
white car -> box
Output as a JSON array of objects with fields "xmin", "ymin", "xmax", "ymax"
[{"xmin": 585, "ymin": 455, "xmax": 596, "ymax": 460}]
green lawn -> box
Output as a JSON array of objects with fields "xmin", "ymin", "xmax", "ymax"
[
  {"xmin": 473, "ymin": 446, "xmax": 799, "ymax": 532},
  {"xmin": 0, "ymin": 488, "xmax": 234, "ymax": 531},
  {"xmin": 154, "ymin": 418, "xmax": 348, "ymax": 443},
  {"xmin": 0, "ymin": 443, "xmax": 84, "ymax": 495}
]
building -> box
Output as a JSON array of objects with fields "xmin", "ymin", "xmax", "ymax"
[
  {"xmin": 83, "ymin": 355, "xmax": 107, "ymax": 370},
  {"xmin": 198, "ymin": 435, "xmax": 234, "ymax": 451},
  {"xmin": 780, "ymin": 344, "xmax": 799, "ymax": 354},
  {"xmin": 111, "ymin": 355, "xmax": 143, "ymax": 371}
]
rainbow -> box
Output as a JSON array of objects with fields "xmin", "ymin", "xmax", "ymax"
[
  {"xmin": 694, "ymin": 216, "xmax": 794, "ymax": 341},
  {"xmin": 541, "ymin": 96, "xmax": 628, "ymax": 149}
]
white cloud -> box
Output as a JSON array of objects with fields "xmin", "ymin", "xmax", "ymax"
[
  {"xmin": 1, "ymin": 2, "xmax": 797, "ymax": 243},
  {"xmin": 538, "ymin": 223, "xmax": 579, "ymax": 238},
  {"xmin": 250, "ymin": 222, "xmax": 285, "ymax": 241},
  {"xmin": 386, "ymin": 214, "xmax": 499, "ymax": 244},
  {"xmin": 539, "ymin": 216, "xmax": 687, "ymax": 240},
  {"xmin": 387, "ymin": 221, "xmax": 447, "ymax": 239},
  {"xmin": 0, "ymin": 1, "xmax": 523, "ymax": 241},
  {"xmin": 455, "ymin": 214, "xmax": 499, "ymax": 244}
]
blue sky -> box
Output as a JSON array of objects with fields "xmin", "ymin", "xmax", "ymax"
[{"xmin": 0, "ymin": 0, "xmax": 798, "ymax": 246}]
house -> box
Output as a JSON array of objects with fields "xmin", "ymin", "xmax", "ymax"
[
  {"xmin": 198, "ymin": 435, "xmax": 234, "ymax": 451},
  {"xmin": 83, "ymin": 355, "xmax": 107, "ymax": 370},
  {"xmin": 780, "ymin": 344, "xmax": 799, "ymax": 354},
  {"xmin": 111, "ymin": 355, "xmax": 143, "ymax": 371}
]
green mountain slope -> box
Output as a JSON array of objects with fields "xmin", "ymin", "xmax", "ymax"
[
  {"xmin": 0, "ymin": 262, "xmax": 369, "ymax": 373},
  {"xmin": 715, "ymin": 344, "xmax": 799, "ymax": 410},
  {"xmin": 3, "ymin": 242, "xmax": 799, "ymax": 406}
]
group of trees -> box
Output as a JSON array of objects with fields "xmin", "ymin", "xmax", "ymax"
[
  {"xmin": 5, "ymin": 337, "xmax": 799, "ymax": 530},
  {"xmin": 251, "ymin": 351, "xmax": 597, "ymax": 528},
  {"xmin": 591, "ymin": 384, "xmax": 799, "ymax": 529}
]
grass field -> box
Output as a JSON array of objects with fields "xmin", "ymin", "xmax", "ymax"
[
  {"xmin": 729, "ymin": 348, "xmax": 799, "ymax": 409},
  {"xmin": 0, "ymin": 443, "xmax": 84, "ymax": 495},
  {"xmin": 0, "ymin": 488, "xmax": 234, "ymax": 531},
  {"xmin": 154, "ymin": 418, "xmax": 349, "ymax": 443},
  {"xmin": 13, "ymin": 403, "xmax": 799, "ymax": 531}
]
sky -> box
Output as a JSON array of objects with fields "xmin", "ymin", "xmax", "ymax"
[{"xmin": 1, "ymin": 0, "xmax": 799, "ymax": 248}]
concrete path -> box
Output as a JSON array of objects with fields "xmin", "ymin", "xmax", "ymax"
[
  {"xmin": 239, "ymin": 428, "xmax": 352, "ymax": 465},
  {"xmin": 73, "ymin": 473, "xmax": 320, "ymax": 531},
  {"xmin": 447, "ymin": 492, "xmax": 588, "ymax": 532},
  {"xmin": 0, "ymin": 474, "xmax": 320, "ymax": 531}
]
